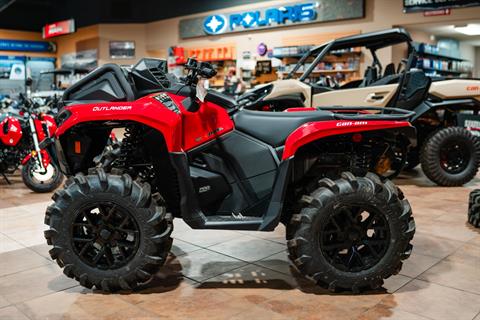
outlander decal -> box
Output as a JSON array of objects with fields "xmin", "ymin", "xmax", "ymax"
[{"xmin": 92, "ymin": 106, "xmax": 132, "ymax": 112}]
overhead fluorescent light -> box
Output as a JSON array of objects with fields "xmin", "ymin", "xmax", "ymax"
[{"xmin": 454, "ymin": 24, "xmax": 480, "ymax": 36}]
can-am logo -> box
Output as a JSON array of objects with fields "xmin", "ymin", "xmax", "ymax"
[
  {"xmin": 336, "ymin": 121, "xmax": 368, "ymax": 127},
  {"xmin": 92, "ymin": 106, "xmax": 132, "ymax": 112},
  {"xmin": 203, "ymin": 3, "xmax": 317, "ymax": 35}
]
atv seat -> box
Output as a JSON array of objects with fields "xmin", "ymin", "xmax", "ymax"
[
  {"xmin": 205, "ymin": 90, "xmax": 237, "ymax": 111},
  {"xmin": 233, "ymin": 110, "xmax": 335, "ymax": 147}
]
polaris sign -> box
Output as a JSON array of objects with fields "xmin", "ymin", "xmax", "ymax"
[
  {"xmin": 203, "ymin": 3, "xmax": 317, "ymax": 35},
  {"xmin": 179, "ymin": 0, "xmax": 365, "ymax": 39}
]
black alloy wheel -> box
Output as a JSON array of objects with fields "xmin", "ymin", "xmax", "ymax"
[
  {"xmin": 319, "ymin": 205, "xmax": 389, "ymax": 273},
  {"xmin": 439, "ymin": 140, "xmax": 470, "ymax": 174},
  {"xmin": 420, "ymin": 127, "xmax": 480, "ymax": 186},
  {"xmin": 71, "ymin": 202, "xmax": 140, "ymax": 270},
  {"xmin": 44, "ymin": 169, "xmax": 173, "ymax": 292}
]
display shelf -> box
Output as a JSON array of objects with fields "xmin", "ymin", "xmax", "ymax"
[
  {"xmin": 272, "ymin": 44, "xmax": 362, "ymax": 84},
  {"xmin": 419, "ymin": 51, "xmax": 464, "ymax": 62},
  {"xmin": 422, "ymin": 68, "xmax": 462, "ymax": 75}
]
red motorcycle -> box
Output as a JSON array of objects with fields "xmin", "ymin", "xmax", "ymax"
[{"xmin": 0, "ymin": 95, "xmax": 63, "ymax": 192}]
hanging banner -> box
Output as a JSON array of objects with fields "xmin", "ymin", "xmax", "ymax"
[
  {"xmin": 179, "ymin": 0, "xmax": 365, "ymax": 39},
  {"xmin": 42, "ymin": 19, "xmax": 76, "ymax": 39},
  {"xmin": 0, "ymin": 39, "xmax": 56, "ymax": 53},
  {"xmin": 404, "ymin": 0, "xmax": 480, "ymax": 13}
]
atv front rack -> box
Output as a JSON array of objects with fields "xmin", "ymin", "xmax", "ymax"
[{"xmin": 317, "ymin": 106, "xmax": 415, "ymax": 121}]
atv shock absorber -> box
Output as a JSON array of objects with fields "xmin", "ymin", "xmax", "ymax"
[
  {"xmin": 116, "ymin": 124, "xmax": 155, "ymax": 181},
  {"xmin": 117, "ymin": 125, "xmax": 141, "ymax": 170}
]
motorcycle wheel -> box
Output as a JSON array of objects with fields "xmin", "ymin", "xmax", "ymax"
[{"xmin": 21, "ymin": 160, "xmax": 64, "ymax": 193}]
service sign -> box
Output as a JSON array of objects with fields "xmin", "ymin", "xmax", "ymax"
[
  {"xmin": 404, "ymin": 0, "xmax": 480, "ymax": 12},
  {"xmin": 42, "ymin": 19, "xmax": 75, "ymax": 39},
  {"xmin": 180, "ymin": 0, "xmax": 365, "ymax": 38}
]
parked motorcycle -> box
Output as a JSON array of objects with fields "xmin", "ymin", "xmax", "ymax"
[{"xmin": 0, "ymin": 93, "xmax": 63, "ymax": 192}]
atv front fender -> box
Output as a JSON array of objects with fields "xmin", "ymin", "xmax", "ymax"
[{"xmin": 282, "ymin": 120, "xmax": 416, "ymax": 160}]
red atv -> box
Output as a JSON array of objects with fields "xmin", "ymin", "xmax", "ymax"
[
  {"xmin": 0, "ymin": 94, "xmax": 63, "ymax": 192},
  {"xmin": 45, "ymin": 58, "xmax": 415, "ymax": 293}
]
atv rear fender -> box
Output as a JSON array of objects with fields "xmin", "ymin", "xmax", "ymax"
[{"xmin": 282, "ymin": 120, "xmax": 416, "ymax": 160}]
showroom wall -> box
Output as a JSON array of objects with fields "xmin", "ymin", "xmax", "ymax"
[
  {"xmin": 141, "ymin": 0, "xmax": 480, "ymax": 66},
  {"xmin": 2, "ymin": 0, "xmax": 480, "ymax": 70}
]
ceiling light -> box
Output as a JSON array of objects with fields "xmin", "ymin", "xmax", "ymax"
[{"xmin": 454, "ymin": 24, "xmax": 480, "ymax": 36}]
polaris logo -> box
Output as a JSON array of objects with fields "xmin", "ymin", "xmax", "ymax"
[
  {"xmin": 92, "ymin": 106, "xmax": 132, "ymax": 112},
  {"xmin": 336, "ymin": 121, "xmax": 368, "ymax": 127}
]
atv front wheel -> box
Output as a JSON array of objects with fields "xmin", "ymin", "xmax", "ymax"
[
  {"xmin": 286, "ymin": 172, "xmax": 415, "ymax": 292},
  {"xmin": 468, "ymin": 189, "xmax": 480, "ymax": 228},
  {"xmin": 420, "ymin": 127, "xmax": 480, "ymax": 186},
  {"xmin": 21, "ymin": 160, "xmax": 63, "ymax": 193},
  {"xmin": 44, "ymin": 169, "xmax": 173, "ymax": 292}
]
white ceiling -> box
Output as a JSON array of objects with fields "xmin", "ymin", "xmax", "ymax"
[{"xmin": 406, "ymin": 20, "xmax": 480, "ymax": 45}]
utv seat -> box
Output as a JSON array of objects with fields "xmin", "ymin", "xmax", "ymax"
[
  {"xmin": 358, "ymin": 66, "xmax": 378, "ymax": 88},
  {"xmin": 233, "ymin": 109, "xmax": 335, "ymax": 147}
]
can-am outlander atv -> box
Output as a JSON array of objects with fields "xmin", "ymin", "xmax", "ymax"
[
  {"xmin": 239, "ymin": 28, "xmax": 480, "ymax": 186},
  {"xmin": 45, "ymin": 58, "xmax": 415, "ymax": 293}
]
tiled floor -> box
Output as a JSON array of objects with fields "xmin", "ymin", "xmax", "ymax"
[{"xmin": 0, "ymin": 170, "xmax": 479, "ymax": 320}]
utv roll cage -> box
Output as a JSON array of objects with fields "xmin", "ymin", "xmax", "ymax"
[{"xmin": 287, "ymin": 28, "xmax": 415, "ymax": 82}]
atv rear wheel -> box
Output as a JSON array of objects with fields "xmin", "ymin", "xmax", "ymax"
[
  {"xmin": 21, "ymin": 161, "xmax": 63, "ymax": 193},
  {"xmin": 468, "ymin": 189, "xmax": 480, "ymax": 228},
  {"xmin": 420, "ymin": 127, "xmax": 480, "ymax": 186},
  {"xmin": 44, "ymin": 169, "xmax": 173, "ymax": 292},
  {"xmin": 286, "ymin": 172, "xmax": 414, "ymax": 292}
]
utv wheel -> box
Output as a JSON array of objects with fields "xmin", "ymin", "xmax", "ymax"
[
  {"xmin": 286, "ymin": 172, "xmax": 415, "ymax": 292},
  {"xmin": 468, "ymin": 189, "xmax": 480, "ymax": 228},
  {"xmin": 420, "ymin": 127, "xmax": 480, "ymax": 186},
  {"xmin": 44, "ymin": 169, "xmax": 173, "ymax": 292},
  {"xmin": 21, "ymin": 161, "xmax": 64, "ymax": 193}
]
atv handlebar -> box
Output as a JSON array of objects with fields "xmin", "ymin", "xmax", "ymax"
[{"xmin": 317, "ymin": 106, "xmax": 415, "ymax": 121}]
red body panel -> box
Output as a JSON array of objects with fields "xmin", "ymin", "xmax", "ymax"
[
  {"xmin": 58, "ymin": 93, "xmax": 234, "ymax": 152},
  {"xmin": 57, "ymin": 94, "xmax": 184, "ymax": 152},
  {"xmin": 168, "ymin": 95, "xmax": 234, "ymax": 150},
  {"xmin": 21, "ymin": 149, "xmax": 51, "ymax": 167},
  {"xmin": 0, "ymin": 116, "xmax": 22, "ymax": 146},
  {"xmin": 282, "ymin": 120, "xmax": 412, "ymax": 160}
]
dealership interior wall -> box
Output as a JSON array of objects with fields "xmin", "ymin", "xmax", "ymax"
[{"xmin": 1, "ymin": 0, "xmax": 480, "ymax": 76}]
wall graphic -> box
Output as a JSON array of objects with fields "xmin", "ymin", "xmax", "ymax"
[{"xmin": 179, "ymin": 0, "xmax": 365, "ymax": 39}]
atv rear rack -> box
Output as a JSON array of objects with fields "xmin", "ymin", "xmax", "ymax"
[{"xmin": 317, "ymin": 106, "xmax": 415, "ymax": 121}]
